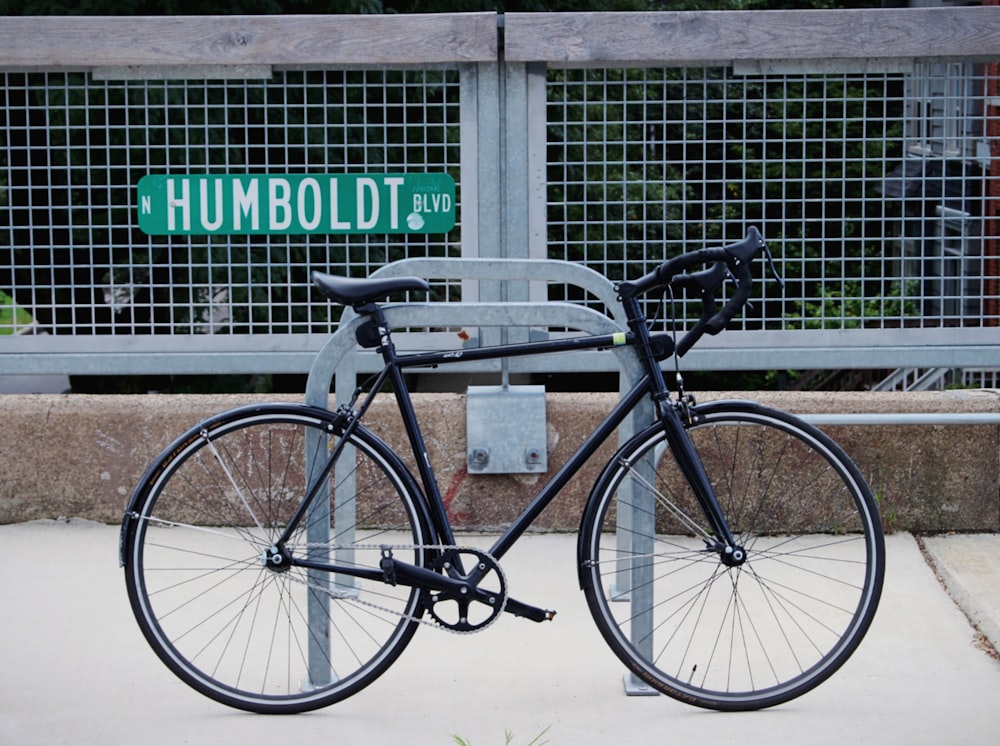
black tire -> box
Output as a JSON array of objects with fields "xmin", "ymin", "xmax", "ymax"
[
  {"xmin": 122, "ymin": 404, "xmax": 430, "ymax": 713},
  {"xmin": 579, "ymin": 401, "xmax": 885, "ymax": 711}
]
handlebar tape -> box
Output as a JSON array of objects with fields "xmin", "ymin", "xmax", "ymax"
[
  {"xmin": 617, "ymin": 227, "xmax": 765, "ymax": 301},
  {"xmin": 617, "ymin": 227, "xmax": 768, "ymax": 357}
]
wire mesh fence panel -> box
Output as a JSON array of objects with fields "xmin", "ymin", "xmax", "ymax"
[
  {"xmin": 1, "ymin": 43, "xmax": 998, "ymax": 379},
  {"xmin": 0, "ymin": 68, "xmax": 463, "ymax": 341},
  {"xmin": 544, "ymin": 64, "xmax": 998, "ymax": 335}
]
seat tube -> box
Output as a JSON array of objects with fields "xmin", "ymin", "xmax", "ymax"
[{"xmin": 370, "ymin": 309, "xmax": 456, "ymax": 546}]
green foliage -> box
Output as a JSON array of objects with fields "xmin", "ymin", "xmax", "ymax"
[
  {"xmin": 3, "ymin": 0, "xmax": 284, "ymax": 14},
  {"xmin": 791, "ymin": 278, "xmax": 921, "ymax": 331},
  {"xmin": 1, "ymin": 0, "xmax": 388, "ymax": 14},
  {"xmin": 452, "ymin": 726, "xmax": 551, "ymax": 746},
  {"xmin": 0, "ymin": 291, "xmax": 34, "ymax": 333}
]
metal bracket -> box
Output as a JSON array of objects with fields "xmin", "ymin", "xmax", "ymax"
[{"xmin": 466, "ymin": 384, "xmax": 547, "ymax": 474}]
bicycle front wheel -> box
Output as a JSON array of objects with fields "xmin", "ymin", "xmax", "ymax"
[
  {"xmin": 121, "ymin": 404, "xmax": 430, "ymax": 713},
  {"xmin": 580, "ymin": 401, "xmax": 885, "ymax": 711}
]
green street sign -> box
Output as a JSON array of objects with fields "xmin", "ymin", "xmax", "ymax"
[{"xmin": 137, "ymin": 173, "xmax": 456, "ymax": 236}]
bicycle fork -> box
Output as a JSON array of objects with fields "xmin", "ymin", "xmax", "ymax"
[
  {"xmin": 657, "ymin": 405, "xmax": 746, "ymax": 566},
  {"xmin": 622, "ymin": 295, "xmax": 745, "ymax": 567}
]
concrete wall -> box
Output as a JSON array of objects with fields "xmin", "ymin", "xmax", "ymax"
[{"xmin": 1, "ymin": 390, "xmax": 997, "ymax": 532}]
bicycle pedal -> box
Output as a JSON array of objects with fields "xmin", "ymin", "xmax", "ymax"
[{"xmin": 505, "ymin": 598, "xmax": 557, "ymax": 623}]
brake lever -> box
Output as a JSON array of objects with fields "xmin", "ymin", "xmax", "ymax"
[
  {"xmin": 716, "ymin": 261, "xmax": 762, "ymax": 315},
  {"xmin": 763, "ymin": 243, "xmax": 785, "ymax": 289}
]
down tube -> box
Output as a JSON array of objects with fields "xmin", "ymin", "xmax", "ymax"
[{"xmin": 487, "ymin": 375, "xmax": 652, "ymax": 561}]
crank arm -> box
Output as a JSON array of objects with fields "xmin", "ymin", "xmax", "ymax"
[{"xmin": 395, "ymin": 566, "xmax": 557, "ymax": 622}]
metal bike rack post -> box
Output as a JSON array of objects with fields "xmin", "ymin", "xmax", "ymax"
[{"xmin": 301, "ymin": 258, "xmax": 654, "ymax": 693}]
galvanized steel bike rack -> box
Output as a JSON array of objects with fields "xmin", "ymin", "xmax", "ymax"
[{"xmin": 301, "ymin": 258, "xmax": 655, "ymax": 693}]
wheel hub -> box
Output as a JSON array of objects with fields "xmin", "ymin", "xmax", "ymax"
[
  {"xmin": 720, "ymin": 543, "xmax": 747, "ymax": 567},
  {"xmin": 262, "ymin": 544, "xmax": 293, "ymax": 573}
]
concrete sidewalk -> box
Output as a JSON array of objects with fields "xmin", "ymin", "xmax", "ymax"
[{"xmin": 2, "ymin": 521, "xmax": 999, "ymax": 746}]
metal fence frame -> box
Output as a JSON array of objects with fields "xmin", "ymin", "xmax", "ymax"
[{"xmin": 1, "ymin": 8, "xmax": 999, "ymax": 380}]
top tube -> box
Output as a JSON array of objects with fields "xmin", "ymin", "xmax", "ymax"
[{"xmin": 311, "ymin": 227, "xmax": 771, "ymax": 362}]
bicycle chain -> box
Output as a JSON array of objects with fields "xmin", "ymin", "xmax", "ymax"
[{"xmin": 285, "ymin": 544, "xmax": 509, "ymax": 636}]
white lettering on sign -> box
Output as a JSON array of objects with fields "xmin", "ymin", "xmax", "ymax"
[
  {"xmin": 138, "ymin": 173, "xmax": 454, "ymax": 235},
  {"xmin": 233, "ymin": 179, "xmax": 259, "ymax": 231},
  {"xmin": 329, "ymin": 178, "xmax": 351, "ymax": 230},
  {"xmin": 269, "ymin": 178, "xmax": 292, "ymax": 231},
  {"xmin": 357, "ymin": 177, "xmax": 378, "ymax": 231},
  {"xmin": 386, "ymin": 176, "xmax": 403, "ymax": 229},
  {"xmin": 200, "ymin": 178, "xmax": 224, "ymax": 232},
  {"xmin": 298, "ymin": 177, "xmax": 322, "ymax": 231},
  {"xmin": 412, "ymin": 193, "xmax": 453, "ymax": 214},
  {"xmin": 166, "ymin": 178, "xmax": 190, "ymax": 232}
]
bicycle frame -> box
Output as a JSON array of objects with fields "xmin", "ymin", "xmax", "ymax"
[
  {"xmin": 121, "ymin": 228, "xmax": 885, "ymax": 713},
  {"xmin": 279, "ymin": 294, "xmax": 742, "ymax": 602}
]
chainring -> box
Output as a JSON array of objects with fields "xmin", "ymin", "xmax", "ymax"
[{"xmin": 422, "ymin": 548, "xmax": 508, "ymax": 633}]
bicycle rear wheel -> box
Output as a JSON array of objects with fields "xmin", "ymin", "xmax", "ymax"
[
  {"xmin": 580, "ymin": 401, "xmax": 884, "ymax": 711},
  {"xmin": 121, "ymin": 404, "xmax": 429, "ymax": 713}
]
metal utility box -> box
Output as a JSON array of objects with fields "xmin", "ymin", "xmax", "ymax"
[{"xmin": 466, "ymin": 385, "xmax": 547, "ymax": 474}]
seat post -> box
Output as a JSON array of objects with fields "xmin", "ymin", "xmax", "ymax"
[{"xmin": 361, "ymin": 302, "xmax": 399, "ymax": 363}]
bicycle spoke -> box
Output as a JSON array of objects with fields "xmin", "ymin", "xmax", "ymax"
[
  {"xmin": 582, "ymin": 403, "xmax": 883, "ymax": 710},
  {"xmin": 124, "ymin": 407, "xmax": 428, "ymax": 712}
]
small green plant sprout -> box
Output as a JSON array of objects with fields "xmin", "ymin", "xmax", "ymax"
[{"xmin": 452, "ymin": 725, "xmax": 551, "ymax": 746}]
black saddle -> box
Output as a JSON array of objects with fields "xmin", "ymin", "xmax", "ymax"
[{"xmin": 311, "ymin": 271, "xmax": 430, "ymax": 307}]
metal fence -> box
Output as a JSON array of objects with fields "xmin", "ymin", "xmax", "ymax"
[
  {"xmin": 1, "ymin": 9, "xmax": 998, "ymax": 383},
  {"xmin": 2, "ymin": 67, "xmax": 463, "ymax": 333},
  {"xmin": 545, "ymin": 63, "xmax": 994, "ymax": 326}
]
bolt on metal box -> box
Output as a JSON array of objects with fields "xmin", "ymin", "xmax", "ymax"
[{"xmin": 466, "ymin": 385, "xmax": 547, "ymax": 474}]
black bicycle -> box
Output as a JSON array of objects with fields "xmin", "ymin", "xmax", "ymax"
[{"xmin": 119, "ymin": 227, "xmax": 885, "ymax": 714}]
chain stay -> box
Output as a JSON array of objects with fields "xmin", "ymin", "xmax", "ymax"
[{"xmin": 287, "ymin": 543, "xmax": 508, "ymax": 635}]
